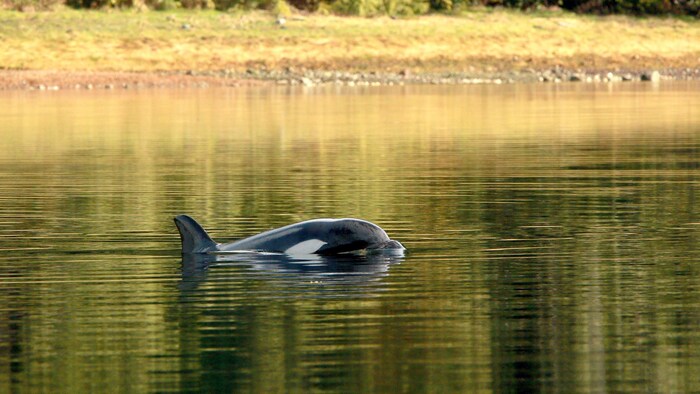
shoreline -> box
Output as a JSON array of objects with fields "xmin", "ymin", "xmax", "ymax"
[
  {"xmin": 0, "ymin": 67, "xmax": 696, "ymax": 91},
  {"xmin": 2, "ymin": 9, "xmax": 700, "ymax": 90}
]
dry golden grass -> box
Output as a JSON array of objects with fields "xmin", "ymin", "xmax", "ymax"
[{"xmin": 1, "ymin": 8, "xmax": 699, "ymax": 73}]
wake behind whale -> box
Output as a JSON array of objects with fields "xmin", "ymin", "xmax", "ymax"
[{"xmin": 174, "ymin": 215, "xmax": 405, "ymax": 256}]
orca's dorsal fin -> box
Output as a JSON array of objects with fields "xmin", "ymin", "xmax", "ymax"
[{"xmin": 174, "ymin": 215, "xmax": 218, "ymax": 253}]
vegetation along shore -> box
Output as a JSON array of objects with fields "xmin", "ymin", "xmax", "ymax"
[{"xmin": 1, "ymin": 5, "xmax": 700, "ymax": 90}]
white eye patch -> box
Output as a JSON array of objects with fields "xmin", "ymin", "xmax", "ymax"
[{"xmin": 285, "ymin": 239, "xmax": 327, "ymax": 255}]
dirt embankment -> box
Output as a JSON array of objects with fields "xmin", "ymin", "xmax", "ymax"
[{"xmin": 0, "ymin": 70, "xmax": 253, "ymax": 90}]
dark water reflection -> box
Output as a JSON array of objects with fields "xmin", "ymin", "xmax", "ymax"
[{"xmin": 2, "ymin": 83, "xmax": 700, "ymax": 392}]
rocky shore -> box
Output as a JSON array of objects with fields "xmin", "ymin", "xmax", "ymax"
[
  {"xmin": 238, "ymin": 67, "xmax": 699, "ymax": 86},
  {"xmin": 2, "ymin": 67, "xmax": 700, "ymax": 91}
]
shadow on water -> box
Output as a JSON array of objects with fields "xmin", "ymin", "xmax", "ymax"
[
  {"xmin": 173, "ymin": 252, "xmax": 406, "ymax": 392},
  {"xmin": 179, "ymin": 251, "xmax": 404, "ymax": 293}
]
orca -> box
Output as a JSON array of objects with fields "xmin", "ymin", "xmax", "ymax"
[{"xmin": 174, "ymin": 215, "xmax": 405, "ymax": 256}]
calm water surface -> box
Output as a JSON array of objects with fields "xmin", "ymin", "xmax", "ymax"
[{"xmin": 2, "ymin": 83, "xmax": 700, "ymax": 393}]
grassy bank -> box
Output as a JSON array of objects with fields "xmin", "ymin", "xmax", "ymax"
[{"xmin": 1, "ymin": 8, "xmax": 700, "ymax": 81}]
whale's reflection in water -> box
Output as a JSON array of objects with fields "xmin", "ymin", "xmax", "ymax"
[{"xmin": 179, "ymin": 251, "xmax": 404, "ymax": 293}]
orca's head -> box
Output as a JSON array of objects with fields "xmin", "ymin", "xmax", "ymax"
[{"xmin": 366, "ymin": 239, "xmax": 406, "ymax": 256}]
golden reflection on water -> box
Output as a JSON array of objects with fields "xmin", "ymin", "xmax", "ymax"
[
  {"xmin": 1, "ymin": 82, "xmax": 700, "ymax": 393},
  {"xmin": 3, "ymin": 83, "xmax": 700, "ymax": 144},
  {"xmin": 2, "ymin": 82, "xmax": 699, "ymax": 232}
]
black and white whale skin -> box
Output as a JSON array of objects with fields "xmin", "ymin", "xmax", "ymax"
[{"xmin": 174, "ymin": 215, "xmax": 405, "ymax": 256}]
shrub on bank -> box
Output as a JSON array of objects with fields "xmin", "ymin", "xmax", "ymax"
[
  {"xmin": 328, "ymin": 0, "xmax": 428, "ymax": 16},
  {"xmin": 560, "ymin": 0, "xmax": 698, "ymax": 14},
  {"xmin": 4, "ymin": 0, "xmax": 62, "ymax": 10}
]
